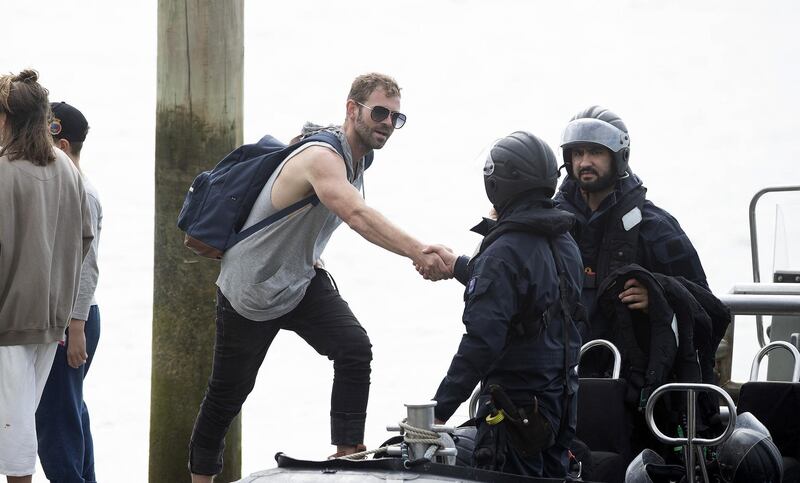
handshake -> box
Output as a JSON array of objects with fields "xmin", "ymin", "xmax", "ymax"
[{"xmin": 413, "ymin": 244, "xmax": 458, "ymax": 282}]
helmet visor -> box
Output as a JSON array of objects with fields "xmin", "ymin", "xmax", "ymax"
[
  {"xmin": 472, "ymin": 138, "xmax": 501, "ymax": 175},
  {"xmin": 561, "ymin": 118, "xmax": 630, "ymax": 153}
]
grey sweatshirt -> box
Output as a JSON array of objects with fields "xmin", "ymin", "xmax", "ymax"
[{"xmin": 0, "ymin": 150, "xmax": 93, "ymax": 345}]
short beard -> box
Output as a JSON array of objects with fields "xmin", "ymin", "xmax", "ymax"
[
  {"xmin": 577, "ymin": 169, "xmax": 617, "ymax": 193},
  {"xmin": 354, "ymin": 110, "xmax": 388, "ymax": 150}
]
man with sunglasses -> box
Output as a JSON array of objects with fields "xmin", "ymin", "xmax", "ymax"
[{"xmin": 189, "ymin": 73, "xmax": 450, "ymax": 481}]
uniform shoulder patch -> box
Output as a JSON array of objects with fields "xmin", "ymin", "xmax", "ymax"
[
  {"xmin": 467, "ymin": 276, "xmax": 478, "ymax": 295},
  {"xmin": 622, "ymin": 206, "xmax": 642, "ymax": 231}
]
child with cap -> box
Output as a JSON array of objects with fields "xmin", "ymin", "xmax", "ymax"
[{"xmin": 35, "ymin": 101, "xmax": 103, "ymax": 483}]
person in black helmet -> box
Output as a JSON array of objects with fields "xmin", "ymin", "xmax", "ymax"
[
  {"xmin": 554, "ymin": 106, "xmax": 713, "ymax": 475},
  {"xmin": 421, "ymin": 131, "xmax": 584, "ymax": 477},
  {"xmin": 554, "ymin": 105, "xmax": 708, "ymax": 336}
]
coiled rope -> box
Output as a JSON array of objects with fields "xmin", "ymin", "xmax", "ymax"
[{"xmin": 335, "ymin": 420, "xmax": 443, "ymax": 460}]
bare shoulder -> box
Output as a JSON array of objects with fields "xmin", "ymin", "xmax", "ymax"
[
  {"xmin": 299, "ymin": 143, "xmax": 342, "ymax": 162},
  {"xmin": 300, "ymin": 144, "xmax": 346, "ymax": 179}
]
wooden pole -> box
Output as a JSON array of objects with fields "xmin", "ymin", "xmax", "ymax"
[{"xmin": 151, "ymin": 1, "xmax": 243, "ymax": 481}]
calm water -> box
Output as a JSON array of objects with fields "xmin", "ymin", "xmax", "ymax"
[{"xmin": 3, "ymin": 1, "xmax": 800, "ymax": 480}]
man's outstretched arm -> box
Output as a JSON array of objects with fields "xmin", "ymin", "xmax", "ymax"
[{"xmin": 305, "ymin": 148, "xmax": 450, "ymax": 279}]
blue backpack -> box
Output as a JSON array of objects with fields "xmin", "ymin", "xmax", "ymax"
[{"xmin": 177, "ymin": 130, "xmax": 371, "ymax": 259}]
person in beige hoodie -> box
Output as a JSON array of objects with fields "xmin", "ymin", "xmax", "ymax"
[{"xmin": 0, "ymin": 70, "xmax": 93, "ymax": 483}]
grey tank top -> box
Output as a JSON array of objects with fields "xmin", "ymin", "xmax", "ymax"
[{"xmin": 217, "ymin": 136, "xmax": 364, "ymax": 321}]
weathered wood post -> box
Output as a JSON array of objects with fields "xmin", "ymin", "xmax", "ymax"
[{"xmin": 151, "ymin": 1, "xmax": 244, "ymax": 481}]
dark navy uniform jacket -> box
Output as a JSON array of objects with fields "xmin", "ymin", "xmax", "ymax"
[
  {"xmin": 432, "ymin": 198, "xmax": 584, "ymax": 440},
  {"xmin": 554, "ymin": 172, "xmax": 708, "ymax": 340}
]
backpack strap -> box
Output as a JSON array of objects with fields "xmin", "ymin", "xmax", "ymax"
[
  {"xmin": 302, "ymin": 130, "xmax": 346, "ymax": 158},
  {"xmin": 232, "ymin": 194, "xmax": 322, "ymax": 244},
  {"xmin": 304, "ymin": 130, "xmax": 375, "ymax": 172},
  {"xmin": 228, "ymin": 133, "xmax": 342, "ymax": 246},
  {"xmin": 231, "ymin": 131, "xmax": 371, "ymax": 245}
]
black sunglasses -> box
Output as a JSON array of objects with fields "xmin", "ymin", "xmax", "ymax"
[{"xmin": 355, "ymin": 101, "xmax": 407, "ymax": 129}]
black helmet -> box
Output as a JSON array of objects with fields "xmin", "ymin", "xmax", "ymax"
[
  {"xmin": 561, "ymin": 105, "xmax": 630, "ymax": 177},
  {"xmin": 717, "ymin": 413, "xmax": 783, "ymax": 483},
  {"xmin": 483, "ymin": 131, "xmax": 558, "ymax": 209},
  {"xmin": 451, "ymin": 425, "xmax": 477, "ymax": 467},
  {"xmin": 624, "ymin": 449, "xmax": 686, "ymax": 483}
]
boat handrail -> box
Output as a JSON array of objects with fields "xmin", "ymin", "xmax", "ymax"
[
  {"xmin": 578, "ymin": 339, "xmax": 622, "ymax": 380},
  {"xmin": 715, "ymin": 287, "xmax": 800, "ymax": 391},
  {"xmin": 731, "ymin": 283, "xmax": 800, "ymax": 296},
  {"xmin": 645, "ymin": 383, "xmax": 737, "ymax": 483},
  {"xmin": 748, "ymin": 185, "xmax": 800, "ymax": 347},
  {"xmin": 749, "ymin": 340, "xmax": 800, "ymax": 382},
  {"xmin": 717, "ymin": 292, "xmax": 800, "ymax": 316}
]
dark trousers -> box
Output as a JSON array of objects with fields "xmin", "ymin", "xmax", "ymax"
[
  {"xmin": 35, "ymin": 305, "xmax": 101, "ymax": 483},
  {"xmin": 189, "ymin": 269, "xmax": 373, "ymax": 475}
]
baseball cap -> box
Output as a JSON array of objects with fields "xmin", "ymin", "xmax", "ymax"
[{"xmin": 50, "ymin": 102, "xmax": 89, "ymax": 143}]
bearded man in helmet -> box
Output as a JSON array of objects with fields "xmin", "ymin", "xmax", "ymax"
[
  {"xmin": 554, "ymin": 107, "xmax": 716, "ymax": 476},
  {"xmin": 554, "ymin": 106, "xmax": 708, "ymax": 341},
  {"xmin": 422, "ymin": 131, "xmax": 584, "ymax": 477}
]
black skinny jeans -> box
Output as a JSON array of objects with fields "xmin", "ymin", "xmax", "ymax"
[{"xmin": 189, "ymin": 269, "xmax": 373, "ymax": 475}]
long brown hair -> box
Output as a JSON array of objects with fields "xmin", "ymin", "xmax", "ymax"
[{"xmin": 0, "ymin": 69, "xmax": 55, "ymax": 165}]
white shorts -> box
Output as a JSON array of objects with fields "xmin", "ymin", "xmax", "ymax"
[{"xmin": 0, "ymin": 342, "xmax": 58, "ymax": 477}]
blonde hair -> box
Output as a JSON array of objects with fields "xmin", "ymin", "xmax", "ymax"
[
  {"xmin": 0, "ymin": 69, "xmax": 55, "ymax": 165},
  {"xmin": 347, "ymin": 73, "xmax": 401, "ymax": 103}
]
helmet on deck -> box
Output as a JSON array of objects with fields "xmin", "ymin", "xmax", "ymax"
[
  {"xmin": 717, "ymin": 413, "xmax": 783, "ymax": 483},
  {"xmin": 624, "ymin": 448, "xmax": 686, "ymax": 483}
]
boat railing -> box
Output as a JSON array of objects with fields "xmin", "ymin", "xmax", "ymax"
[
  {"xmin": 716, "ymin": 282, "xmax": 800, "ymax": 393},
  {"xmin": 577, "ymin": 339, "xmax": 622, "ymax": 380},
  {"xmin": 747, "ymin": 185, "xmax": 800, "ymax": 347},
  {"xmin": 749, "ymin": 340, "xmax": 800, "ymax": 382},
  {"xmin": 645, "ymin": 383, "xmax": 737, "ymax": 483},
  {"xmin": 720, "ymin": 283, "xmax": 800, "ymax": 316}
]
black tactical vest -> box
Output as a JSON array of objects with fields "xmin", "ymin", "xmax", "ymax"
[{"xmin": 581, "ymin": 185, "xmax": 647, "ymax": 289}]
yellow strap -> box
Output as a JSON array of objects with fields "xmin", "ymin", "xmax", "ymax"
[{"xmin": 485, "ymin": 410, "xmax": 505, "ymax": 425}]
